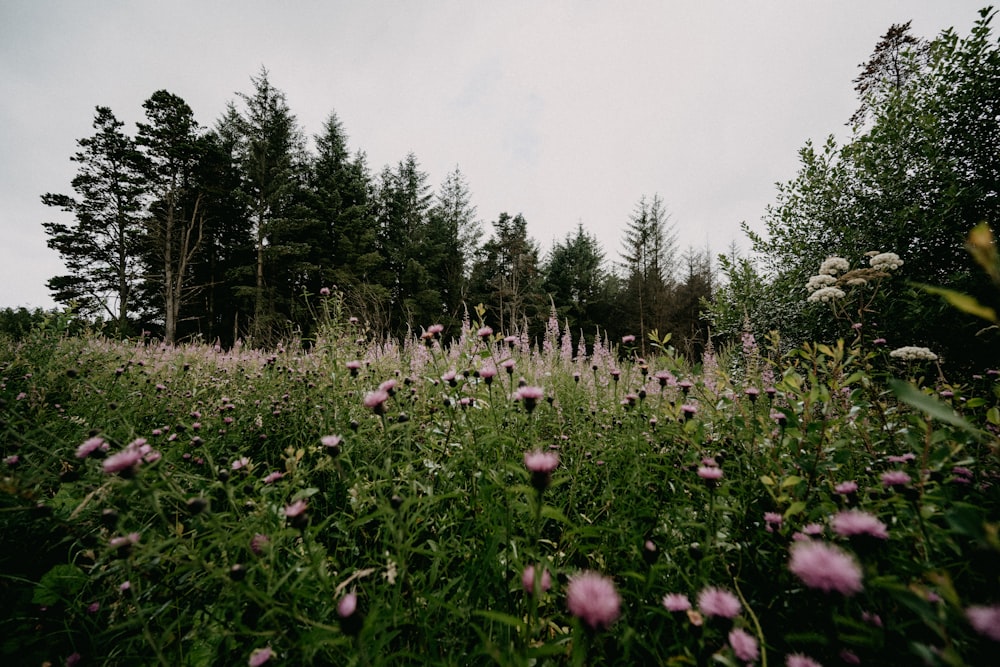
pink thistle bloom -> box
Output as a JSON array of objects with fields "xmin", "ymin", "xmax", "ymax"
[
  {"xmin": 363, "ymin": 389, "xmax": 390, "ymax": 414},
  {"xmin": 834, "ymin": 480, "xmax": 858, "ymax": 495},
  {"xmin": 337, "ymin": 592, "xmax": 358, "ymax": 618},
  {"xmin": 346, "ymin": 360, "xmax": 362, "ymax": 376},
  {"xmin": 427, "ymin": 323, "xmax": 444, "ymax": 335},
  {"xmin": 786, "ymin": 654, "xmax": 823, "ymax": 667},
  {"xmin": 514, "ymin": 385, "xmax": 544, "ymax": 401},
  {"xmin": 521, "ymin": 565, "xmax": 552, "ymax": 595},
  {"xmin": 621, "ymin": 335, "xmax": 636, "ymax": 344},
  {"xmin": 319, "ymin": 287, "xmax": 331, "ymax": 296},
  {"xmin": 248, "ymin": 647, "xmax": 273, "ymax": 666},
  {"xmin": 231, "ymin": 457, "xmax": 250, "ymax": 470},
  {"xmin": 697, "ymin": 466, "xmax": 724, "ymax": 481},
  {"xmin": 888, "ymin": 452, "xmax": 916, "ymax": 464},
  {"xmin": 76, "ymin": 436, "xmax": 108, "ymax": 459},
  {"xmin": 566, "ymin": 571, "xmax": 621, "ymax": 630},
  {"xmin": 500, "ymin": 358, "xmax": 516, "ymax": 373},
  {"xmin": 3, "ymin": 454, "xmax": 19, "ymax": 466},
  {"xmin": 788, "ymin": 541, "xmax": 863, "ymax": 596},
  {"xmin": 764, "ymin": 512, "xmax": 783, "ymax": 532},
  {"xmin": 831, "ymin": 510, "xmax": 888, "ymax": 540},
  {"xmin": 967, "ymin": 604, "xmax": 1000, "ymax": 641},
  {"xmin": 728, "ymin": 628, "xmax": 759, "ymax": 662},
  {"xmin": 378, "ymin": 379, "xmax": 398, "ymax": 394},
  {"xmin": 697, "ymin": 586, "xmax": 741, "ymax": 618},
  {"xmin": 263, "ymin": 471, "xmax": 284, "ymax": 484},
  {"xmin": 102, "ymin": 447, "xmax": 144, "ymax": 475},
  {"xmin": 662, "ymin": 593, "xmax": 691, "ymax": 612},
  {"xmin": 681, "ymin": 403, "xmax": 698, "ymax": 420},
  {"xmin": 881, "ymin": 470, "xmax": 912, "ymax": 487},
  {"xmin": 109, "ymin": 532, "xmax": 140, "ymax": 550},
  {"xmin": 524, "ymin": 450, "xmax": 559, "ymax": 474},
  {"xmin": 478, "ymin": 365, "xmax": 497, "ymax": 380},
  {"xmin": 284, "ymin": 500, "xmax": 308, "ymax": 518},
  {"xmin": 250, "ymin": 533, "xmax": 270, "ymax": 555},
  {"xmin": 119, "ymin": 581, "xmax": 131, "ymax": 592},
  {"xmin": 321, "ymin": 435, "xmax": 342, "ymax": 449},
  {"xmin": 477, "ymin": 325, "xmax": 493, "ymax": 338}
]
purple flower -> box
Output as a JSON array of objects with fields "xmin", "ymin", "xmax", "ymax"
[
  {"xmin": 263, "ymin": 471, "xmax": 284, "ymax": 484},
  {"xmin": 764, "ymin": 512, "xmax": 783, "ymax": 532},
  {"xmin": 363, "ymin": 389, "xmax": 390, "ymax": 414},
  {"xmin": 834, "ymin": 480, "xmax": 858, "ymax": 495},
  {"xmin": 887, "ymin": 452, "xmax": 915, "ymax": 464},
  {"xmin": 514, "ymin": 385, "xmax": 545, "ymax": 413},
  {"xmin": 109, "ymin": 532, "xmax": 140, "ymax": 550},
  {"xmin": 250, "ymin": 533, "xmax": 270, "ymax": 555},
  {"xmin": 698, "ymin": 466, "xmax": 723, "ymax": 482},
  {"xmin": 966, "ymin": 604, "xmax": 1000, "ymax": 641},
  {"xmin": 102, "ymin": 446, "xmax": 144, "ymax": 475},
  {"xmin": 881, "ymin": 470, "xmax": 911, "ymax": 487},
  {"xmin": 3, "ymin": 455, "xmax": 19, "ymax": 466},
  {"xmin": 321, "ymin": 435, "xmax": 343, "ymax": 455},
  {"xmin": 788, "ymin": 541, "xmax": 863, "ymax": 596},
  {"xmin": 319, "ymin": 287, "xmax": 331, "ymax": 296},
  {"xmin": 284, "ymin": 500, "xmax": 307, "ymax": 518},
  {"xmin": 521, "ymin": 565, "xmax": 552, "ymax": 595},
  {"xmin": 524, "ymin": 450, "xmax": 559, "ymax": 474},
  {"xmin": 786, "ymin": 654, "xmax": 823, "ymax": 667},
  {"xmin": 232, "ymin": 457, "xmax": 250, "ymax": 471},
  {"xmin": 729, "ymin": 628, "xmax": 759, "ymax": 661},
  {"xmin": 681, "ymin": 403, "xmax": 698, "ymax": 420},
  {"xmin": 697, "ymin": 587, "xmax": 741, "ymax": 618},
  {"xmin": 248, "ymin": 647, "xmax": 273, "ymax": 666},
  {"xmin": 337, "ymin": 592, "xmax": 358, "ymax": 618},
  {"xmin": 662, "ymin": 593, "xmax": 691, "ymax": 612},
  {"xmin": 76, "ymin": 436, "xmax": 108, "ymax": 459},
  {"xmin": 566, "ymin": 571, "xmax": 621, "ymax": 630},
  {"xmin": 477, "ymin": 326, "xmax": 493, "ymax": 339},
  {"xmin": 621, "ymin": 335, "xmax": 636, "ymax": 344},
  {"xmin": 831, "ymin": 510, "xmax": 888, "ymax": 540}
]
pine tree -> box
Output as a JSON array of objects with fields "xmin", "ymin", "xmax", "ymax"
[{"xmin": 42, "ymin": 106, "xmax": 148, "ymax": 336}]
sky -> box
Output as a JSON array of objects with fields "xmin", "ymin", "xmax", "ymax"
[{"xmin": 0, "ymin": 0, "xmax": 990, "ymax": 309}]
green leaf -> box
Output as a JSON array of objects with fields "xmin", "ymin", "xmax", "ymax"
[
  {"xmin": 32, "ymin": 564, "xmax": 87, "ymax": 606},
  {"xmin": 780, "ymin": 475, "xmax": 804, "ymax": 489},
  {"xmin": 785, "ymin": 501, "xmax": 807, "ymax": 518},
  {"xmin": 888, "ymin": 379, "xmax": 982, "ymax": 436},
  {"xmin": 473, "ymin": 610, "xmax": 525, "ymax": 632},
  {"xmin": 915, "ymin": 283, "xmax": 997, "ymax": 322}
]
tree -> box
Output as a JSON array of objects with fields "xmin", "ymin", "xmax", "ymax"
[
  {"xmin": 42, "ymin": 106, "xmax": 148, "ymax": 336},
  {"xmin": 542, "ymin": 223, "xmax": 609, "ymax": 343},
  {"xmin": 225, "ymin": 68, "xmax": 307, "ymax": 344},
  {"xmin": 135, "ymin": 90, "xmax": 207, "ymax": 344},
  {"xmin": 426, "ymin": 167, "xmax": 481, "ymax": 331},
  {"xmin": 618, "ymin": 194, "xmax": 677, "ymax": 353}
]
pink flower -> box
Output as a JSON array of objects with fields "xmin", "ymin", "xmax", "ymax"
[
  {"xmin": 521, "ymin": 565, "xmax": 552, "ymax": 595},
  {"xmin": 831, "ymin": 510, "xmax": 888, "ymax": 540},
  {"xmin": 284, "ymin": 500, "xmax": 308, "ymax": 518},
  {"xmin": 566, "ymin": 571, "xmax": 621, "ymax": 630},
  {"xmin": 248, "ymin": 646, "xmax": 273, "ymax": 666},
  {"xmin": 76, "ymin": 436, "xmax": 108, "ymax": 459},
  {"xmin": 102, "ymin": 447, "xmax": 144, "ymax": 475},
  {"xmin": 729, "ymin": 628, "xmax": 759, "ymax": 661},
  {"xmin": 786, "ymin": 654, "xmax": 823, "ymax": 667},
  {"xmin": 514, "ymin": 385, "xmax": 545, "ymax": 413},
  {"xmin": 788, "ymin": 541, "xmax": 863, "ymax": 596},
  {"xmin": 764, "ymin": 512, "xmax": 783, "ymax": 532},
  {"xmin": 263, "ymin": 471, "xmax": 284, "ymax": 484},
  {"xmin": 621, "ymin": 335, "xmax": 636, "ymax": 344},
  {"xmin": 477, "ymin": 326, "xmax": 493, "ymax": 338},
  {"xmin": 232, "ymin": 457, "xmax": 250, "ymax": 470},
  {"xmin": 321, "ymin": 435, "xmax": 343, "ymax": 454},
  {"xmin": 698, "ymin": 466, "xmax": 724, "ymax": 481},
  {"xmin": 337, "ymin": 592, "xmax": 358, "ymax": 618},
  {"xmin": 363, "ymin": 389, "xmax": 390, "ymax": 414},
  {"xmin": 250, "ymin": 533, "xmax": 270, "ymax": 555},
  {"xmin": 881, "ymin": 470, "xmax": 911, "ymax": 487},
  {"xmin": 834, "ymin": 480, "xmax": 858, "ymax": 494},
  {"xmin": 697, "ymin": 587, "xmax": 741, "ymax": 618},
  {"xmin": 427, "ymin": 324, "xmax": 444, "ymax": 335},
  {"xmin": 966, "ymin": 604, "xmax": 1000, "ymax": 641},
  {"xmin": 662, "ymin": 593, "xmax": 691, "ymax": 612},
  {"xmin": 524, "ymin": 450, "xmax": 559, "ymax": 474}
]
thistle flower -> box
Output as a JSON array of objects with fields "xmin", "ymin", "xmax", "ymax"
[
  {"xmin": 966, "ymin": 604, "xmax": 1000, "ymax": 641},
  {"xmin": 881, "ymin": 470, "xmax": 911, "ymax": 487},
  {"xmin": 248, "ymin": 647, "xmax": 273, "ymax": 666},
  {"xmin": 786, "ymin": 654, "xmax": 823, "ymax": 667},
  {"xmin": 566, "ymin": 571, "xmax": 621, "ymax": 630},
  {"xmin": 76, "ymin": 436, "xmax": 108, "ymax": 459},
  {"xmin": 521, "ymin": 565, "xmax": 552, "ymax": 595},
  {"xmin": 831, "ymin": 510, "xmax": 888, "ymax": 540},
  {"xmin": 363, "ymin": 389, "xmax": 390, "ymax": 415},
  {"xmin": 662, "ymin": 593, "xmax": 691, "ymax": 612},
  {"xmin": 729, "ymin": 628, "xmax": 760, "ymax": 662},
  {"xmin": 514, "ymin": 385, "xmax": 544, "ymax": 413},
  {"xmin": 524, "ymin": 449, "xmax": 559, "ymax": 490},
  {"xmin": 697, "ymin": 586, "xmax": 741, "ymax": 618},
  {"xmin": 788, "ymin": 540, "xmax": 863, "ymax": 596}
]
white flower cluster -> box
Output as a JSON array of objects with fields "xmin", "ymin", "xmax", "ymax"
[
  {"xmin": 819, "ymin": 256, "xmax": 850, "ymax": 276},
  {"xmin": 806, "ymin": 274, "xmax": 837, "ymax": 291},
  {"xmin": 889, "ymin": 346, "xmax": 938, "ymax": 361},
  {"xmin": 807, "ymin": 286, "xmax": 846, "ymax": 303},
  {"xmin": 870, "ymin": 252, "xmax": 903, "ymax": 271}
]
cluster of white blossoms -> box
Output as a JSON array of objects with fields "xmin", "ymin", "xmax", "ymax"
[
  {"xmin": 818, "ymin": 256, "xmax": 851, "ymax": 276},
  {"xmin": 869, "ymin": 252, "xmax": 904, "ymax": 271},
  {"xmin": 889, "ymin": 346, "xmax": 938, "ymax": 361},
  {"xmin": 806, "ymin": 274, "xmax": 837, "ymax": 291},
  {"xmin": 807, "ymin": 286, "xmax": 847, "ymax": 303}
]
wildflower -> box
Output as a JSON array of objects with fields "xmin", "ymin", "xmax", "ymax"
[
  {"xmin": 248, "ymin": 647, "xmax": 273, "ymax": 666},
  {"xmin": 478, "ymin": 365, "xmax": 497, "ymax": 385},
  {"xmin": 378, "ymin": 379, "xmax": 398, "ymax": 395},
  {"xmin": 477, "ymin": 326, "xmax": 493, "ymax": 339},
  {"xmin": 321, "ymin": 434, "xmax": 342, "ymax": 456},
  {"xmin": 764, "ymin": 512, "xmax": 783, "ymax": 533},
  {"xmin": 263, "ymin": 471, "xmax": 284, "ymax": 484},
  {"xmin": 819, "ymin": 256, "xmax": 850, "ymax": 275},
  {"xmin": 966, "ymin": 604, "xmax": 1000, "ymax": 641},
  {"xmin": 284, "ymin": 500, "xmax": 309, "ymax": 529},
  {"xmin": 231, "ymin": 457, "xmax": 250, "ymax": 471},
  {"xmin": 66, "ymin": 653, "xmax": 82, "ymax": 667},
  {"xmin": 678, "ymin": 380, "xmax": 694, "ymax": 394},
  {"xmin": 250, "ymin": 533, "xmax": 270, "ymax": 555},
  {"xmin": 697, "ymin": 466, "xmax": 723, "ymax": 486},
  {"xmin": 524, "ymin": 449, "xmax": 559, "ymax": 491},
  {"xmin": 745, "ymin": 386, "xmax": 760, "ymax": 402},
  {"xmin": 807, "ymin": 286, "xmax": 846, "ymax": 303},
  {"xmin": 861, "ymin": 610, "xmax": 883, "ymax": 627},
  {"xmin": 788, "ymin": 541, "xmax": 863, "ymax": 596},
  {"xmin": 697, "ymin": 586, "xmax": 741, "ymax": 618},
  {"xmin": 806, "ymin": 274, "xmax": 837, "ymax": 291},
  {"xmin": 832, "ymin": 510, "xmax": 888, "ymax": 540},
  {"xmin": 76, "ymin": 436, "xmax": 108, "ymax": 459},
  {"xmin": 834, "ymin": 480, "xmax": 858, "ymax": 495},
  {"xmin": 109, "ymin": 532, "xmax": 140, "ymax": 551},
  {"xmin": 3, "ymin": 455, "xmax": 19, "ymax": 466},
  {"xmin": 337, "ymin": 592, "xmax": 357, "ymax": 618},
  {"xmin": 427, "ymin": 323, "xmax": 444, "ymax": 336},
  {"xmin": 363, "ymin": 389, "xmax": 390, "ymax": 415},
  {"xmin": 881, "ymin": 470, "xmax": 911, "ymax": 487},
  {"xmin": 872, "ymin": 337, "xmax": 886, "ymax": 345},
  {"xmin": 346, "ymin": 360, "xmax": 362, "ymax": 377},
  {"xmin": 319, "ymin": 286, "xmax": 331, "ymax": 296},
  {"xmin": 102, "ymin": 446, "xmax": 145, "ymax": 476},
  {"xmin": 514, "ymin": 385, "xmax": 544, "ymax": 413},
  {"xmin": 889, "ymin": 346, "xmax": 938, "ymax": 361},
  {"xmin": 786, "ymin": 654, "xmax": 823, "ymax": 667},
  {"xmin": 887, "ymin": 452, "xmax": 915, "ymax": 464},
  {"xmin": 869, "ymin": 252, "xmax": 903, "ymax": 271},
  {"xmin": 662, "ymin": 593, "xmax": 691, "ymax": 612},
  {"xmin": 621, "ymin": 334, "xmax": 636, "ymax": 344},
  {"xmin": 566, "ymin": 571, "xmax": 621, "ymax": 630},
  {"xmin": 681, "ymin": 403, "xmax": 698, "ymax": 420},
  {"xmin": 521, "ymin": 565, "xmax": 552, "ymax": 595},
  {"xmin": 729, "ymin": 628, "xmax": 760, "ymax": 662}
]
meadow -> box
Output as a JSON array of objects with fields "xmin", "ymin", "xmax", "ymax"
[{"xmin": 1, "ymin": 294, "xmax": 998, "ymax": 666}]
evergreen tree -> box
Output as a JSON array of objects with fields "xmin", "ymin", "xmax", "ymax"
[
  {"xmin": 542, "ymin": 223, "xmax": 609, "ymax": 344},
  {"xmin": 42, "ymin": 106, "xmax": 148, "ymax": 336},
  {"xmin": 426, "ymin": 167, "xmax": 481, "ymax": 332}
]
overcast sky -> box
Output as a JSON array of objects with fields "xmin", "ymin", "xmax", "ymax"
[{"xmin": 0, "ymin": 1, "xmax": 989, "ymax": 309}]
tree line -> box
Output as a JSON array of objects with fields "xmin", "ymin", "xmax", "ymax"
[{"xmin": 42, "ymin": 68, "xmax": 713, "ymax": 354}]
